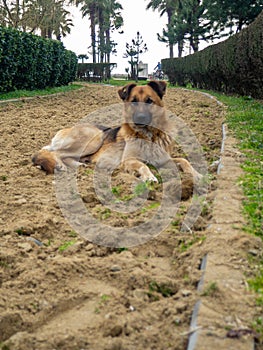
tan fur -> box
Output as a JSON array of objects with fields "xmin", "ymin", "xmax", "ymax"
[{"xmin": 32, "ymin": 81, "xmax": 199, "ymax": 182}]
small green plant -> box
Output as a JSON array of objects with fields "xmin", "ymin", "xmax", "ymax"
[
  {"xmin": 100, "ymin": 294, "xmax": 110, "ymax": 302},
  {"xmin": 0, "ymin": 343, "xmax": 11, "ymax": 350},
  {"xmin": 58, "ymin": 240, "xmax": 76, "ymax": 252},
  {"xmin": 84, "ymin": 169, "xmax": 94, "ymax": 176},
  {"xmin": 133, "ymin": 182, "xmax": 149, "ymax": 196},
  {"xmin": 68, "ymin": 230, "xmax": 78, "ymax": 238},
  {"xmin": 15, "ymin": 227, "xmax": 30, "ymax": 236},
  {"xmin": 201, "ymin": 282, "xmax": 219, "ymax": 297},
  {"xmin": 171, "ymin": 219, "xmax": 180, "ymax": 227},
  {"xmin": 0, "ymin": 260, "xmax": 10, "ymax": 269},
  {"xmin": 148, "ymin": 281, "xmax": 175, "ymax": 298},
  {"xmin": 179, "ymin": 235, "xmax": 206, "ymax": 252},
  {"xmin": 94, "ymin": 294, "xmax": 111, "ymax": 314},
  {"xmin": 100, "ymin": 208, "xmax": 111, "ymax": 220},
  {"xmin": 1, "ymin": 175, "xmax": 7, "ymax": 181},
  {"xmin": 141, "ymin": 202, "xmax": 160, "ymax": 213},
  {"xmin": 111, "ymin": 185, "xmax": 122, "ymax": 196},
  {"xmin": 117, "ymin": 247, "xmax": 128, "ymax": 253}
]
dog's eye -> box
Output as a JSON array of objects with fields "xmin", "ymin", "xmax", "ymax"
[{"xmin": 145, "ymin": 97, "xmax": 153, "ymax": 104}]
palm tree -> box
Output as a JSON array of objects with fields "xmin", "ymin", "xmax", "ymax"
[
  {"xmin": 146, "ymin": 0, "xmax": 181, "ymax": 57},
  {"xmin": 71, "ymin": 0, "xmax": 98, "ymax": 62},
  {"xmin": 97, "ymin": 0, "xmax": 123, "ymax": 63},
  {"xmin": 103, "ymin": 0, "xmax": 123, "ymax": 64},
  {"xmin": 0, "ymin": 0, "xmax": 73, "ymax": 38},
  {"xmin": 71, "ymin": 0, "xmax": 123, "ymax": 63},
  {"xmin": 38, "ymin": 0, "xmax": 73, "ymax": 40}
]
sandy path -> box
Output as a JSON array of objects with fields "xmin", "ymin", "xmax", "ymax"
[{"xmin": 0, "ymin": 84, "xmax": 259, "ymax": 350}]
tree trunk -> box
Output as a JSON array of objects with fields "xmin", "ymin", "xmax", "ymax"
[
  {"xmin": 189, "ymin": 35, "xmax": 199, "ymax": 52},
  {"xmin": 169, "ymin": 44, "xmax": 174, "ymax": 58},
  {"xmin": 106, "ymin": 28, "xmax": 110, "ymax": 63},
  {"xmin": 178, "ymin": 40, "xmax": 183, "ymax": 57},
  {"xmin": 90, "ymin": 5, "xmax": 96, "ymax": 63},
  {"xmin": 167, "ymin": 8, "xmax": 174, "ymax": 58},
  {"xmin": 98, "ymin": 8, "xmax": 104, "ymax": 63}
]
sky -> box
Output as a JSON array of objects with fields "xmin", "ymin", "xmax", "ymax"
[{"xmin": 62, "ymin": 0, "xmax": 169, "ymax": 74}]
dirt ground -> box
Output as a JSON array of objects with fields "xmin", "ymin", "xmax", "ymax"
[{"xmin": 0, "ymin": 84, "xmax": 261, "ymax": 350}]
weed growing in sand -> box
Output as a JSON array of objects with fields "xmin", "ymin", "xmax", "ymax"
[
  {"xmin": 112, "ymin": 180, "xmax": 157, "ymax": 203},
  {"xmin": 68, "ymin": 230, "xmax": 78, "ymax": 238},
  {"xmin": 179, "ymin": 235, "xmax": 206, "ymax": 252},
  {"xmin": 201, "ymin": 282, "xmax": 219, "ymax": 297},
  {"xmin": 117, "ymin": 247, "xmax": 128, "ymax": 253},
  {"xmin": 148, "ymin": 280, "xmax": 176, "ymax": 298},
  {"xmin": 141, "ymin": 202, "xmax": 160, "ymax": 213},
  {"xmin": 133, "ymin": 181, "xmax": 154, "ymax": 196},
  {"xmin": 58, "ymin": 240, "xmax": 76, "ymax": 252},
  {"xmin": 111, "ymin": 185, "xmax": 122, "ymax": 197},
  {"xmin": 94, "ymin": 294, "xmax": 111, "ymax": 314}
]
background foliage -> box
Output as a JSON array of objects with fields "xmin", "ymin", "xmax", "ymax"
[
  {"xmin": 162, "ymin": 10, "xmax": 263, "ymax": 98},
  {"xmin": 0, "ymin": 26, "xmax": 77, "ymax": 92}
]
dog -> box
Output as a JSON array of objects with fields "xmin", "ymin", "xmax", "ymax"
[{"xmin": 32, "ymin": 81, "xmax": 200, "ymax": 183}]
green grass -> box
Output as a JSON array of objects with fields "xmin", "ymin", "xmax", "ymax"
[
  {"xmin": 210, "ymin": 93, "xmax": 263, "ymax": 238},
  {"xmin": 205, "ymin": 91, "xmax": 263, "ymax": 342},
  {"xmin": 0, "ymin": 84, "xmax": 83, "ymax": 100}
]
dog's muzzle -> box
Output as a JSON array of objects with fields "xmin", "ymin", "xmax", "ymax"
[{"xmin": 132, "ymin": 111, "xmax": 152, "ymax": 127}]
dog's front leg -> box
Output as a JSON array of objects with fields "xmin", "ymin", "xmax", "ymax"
[
  {"xmin": 123, "ymin": 159, "xmax": 158, "ymax": 183},
  {"xmin": 173, "ymin": 157, "xmax": 202, "ymax": 180},
  {"xmin": 63, "ymin": 157, "xmax": 87, "ymax": 169}
]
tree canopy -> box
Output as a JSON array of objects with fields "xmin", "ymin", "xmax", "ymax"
[
  {"xmin": 146, "ymin": 0, "xmax": 263, "ymax": 57},
  {"xmin": 0, "ymin": 0, "xmax": 262, "ymax": 66}
]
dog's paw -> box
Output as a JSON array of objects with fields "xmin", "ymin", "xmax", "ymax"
[
  {"xmin": 55, "ymin": 163, "xmax": 67, "ymax": 172},
  {"xmin": 138, "ymin": 165, "xmax": 158, "ymax": 183},
  {"xmin": 193, "ymin": 170, "xmax": 203, "ymax": 182},
  {"xmin": 77, "ymin": 162, "xmax": 87, "ymax": 168},
  {"xmin": 143, "ymin": 173, "xmax": 158, "ymax": 183}
]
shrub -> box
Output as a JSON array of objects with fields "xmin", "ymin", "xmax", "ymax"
[
  {"xmin": 0, "ymin": 26, "xmax": 77, "ymax": 92},
  {"xmin": 162, "ymin": 11, "xmax": 263, "ymax": 98}
]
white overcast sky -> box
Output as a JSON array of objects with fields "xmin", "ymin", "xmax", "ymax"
[
  {"xmin": 62, "ymin": 0, "xmax": 216, "ymax": 74},
  {"xmin": 62, "ymin": 0, "xmax": 169, "ymax": 74}
]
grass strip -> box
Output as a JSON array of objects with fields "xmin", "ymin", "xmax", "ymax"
[
  {"xmin": 0, "ymin": 84, "xmax": 83, "ymax": 100},
  {"xmin": 207, "ymin": 92, "xmax": 263, "ymax": 343}
]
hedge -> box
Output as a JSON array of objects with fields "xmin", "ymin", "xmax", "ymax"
[
  {"xmin": 77, "ymin": 63, "xmax": 117, "ymax": 82},
  {"xmin": 0, "ymin": 26, "xmax": 78, "ymax": 92},
  {"xmin": 162, "ymin": 10, "xmax": 263, "ymax": 98}
]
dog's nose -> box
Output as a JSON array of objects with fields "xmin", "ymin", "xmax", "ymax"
[{"xmin": 133, "ymin": 112, "xmax": 152, "ymax": 126}]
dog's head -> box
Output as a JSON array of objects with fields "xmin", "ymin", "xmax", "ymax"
[
  {"xmin": 118, "ymin": 81, "xmax": 167, "ymax": 130},
  {"xmin": 32, "ymin": 150, "xmax": 56, "ymax": 174}
]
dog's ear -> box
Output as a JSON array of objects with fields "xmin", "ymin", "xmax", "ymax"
[
  {"xmin": 147, "ymin": 81, "xmax": 167, "ymax": 99},
  {"xmin": 118, "ymin": 83, "xmax": 137, "ymax": 101}
]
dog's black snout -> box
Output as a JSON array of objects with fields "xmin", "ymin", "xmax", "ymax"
[{"xmin": 133, "ymin": 112, "xmax": 152, "ymax": 126}]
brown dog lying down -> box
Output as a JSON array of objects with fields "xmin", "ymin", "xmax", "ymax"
[{"xmin": 32, "ymin": 81, "xmax": 200, "ymax": 183}]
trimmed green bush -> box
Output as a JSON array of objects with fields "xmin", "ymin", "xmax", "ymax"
[
  {"xmin": 162, "ymin": 11, "xmax": 263, "ymax": 98},
  {"xmin": 77, "ymin": 63, "xmax": 117, "ymax": 82},
  {"xmin": 0, "ymin": 26, "xmax": 77, "ymax": 93}
]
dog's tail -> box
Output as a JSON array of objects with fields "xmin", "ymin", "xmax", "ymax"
[{"xmin": 32, "ymin": 150, "xmax": 56, "ymax": 174}]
